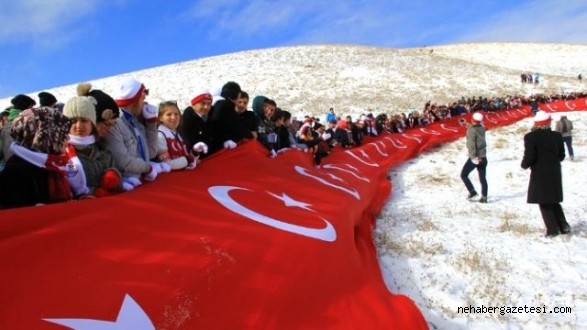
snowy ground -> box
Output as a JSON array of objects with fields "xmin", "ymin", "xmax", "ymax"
[{"xmin": 376, "ymin": 111, "xmax": 587, "ymax": 330}]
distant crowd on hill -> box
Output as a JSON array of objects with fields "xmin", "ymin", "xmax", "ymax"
[
  {"xmin": 521, "ymin": 72, "xmax": 541, "ymax": 84},
  {"xmin": 0, "ymin": 78, "xmax": 585, "ymax": 209}
]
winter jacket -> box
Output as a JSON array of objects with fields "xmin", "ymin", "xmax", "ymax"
[
  {"xmin": 209, "ymin": 99, "xmax": 253, "ymax": 152},
  {"xmin": 554, "ymin": 118, "xmax": 573, "ymax": 138},
  {"xmin": 466, "ymin": 123, "xmax": 487, "ymax": 158},
  {"xmin": 179, "ymin": 107, "xmax": 213, "ymax": 158},
  {"xmin": 521, "ymin": 128, "xmax": 565, "ymax": 204},
  {"xmin": 103, "ymin": 109, "xmax": 158, "ymax": 178},
  {"xmin": 0, "ymin": 155, "xmax": 73, "ymax": 208}
]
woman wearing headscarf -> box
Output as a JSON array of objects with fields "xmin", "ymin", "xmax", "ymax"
[{"xmin": 0, "ymin": 107, "xmax": 74, "ymax": 208}]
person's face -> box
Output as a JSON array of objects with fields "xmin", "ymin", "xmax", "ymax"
[
  {"xmin": 159, "ymin": 106, "xmax": 181, "ymax": 130},
  {"xmin": 70, "ymin": 117, "xmax": 93, "ymax": 137},
  {"xmin": 263, "ymin": 104, "xmax": 276, "ymax": 119},
  {"xmin": 274, "ymin": 118, "xmax": 283, "ymax": 127},
  {"xmin": 236, "ymin": 97, "xmax": 249, "ymax": 113},
  {"xmin": 193, "ymin": 99, "xmax": 212, "ymax": 117}
]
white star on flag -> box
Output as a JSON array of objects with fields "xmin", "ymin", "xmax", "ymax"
[
  {"xmin": 44, "ymin": 294, "xmax": 154, "ymax": 330},
  {"xmin": 268, "ymin": 192, "xmax": 315, "ymax": 212}
]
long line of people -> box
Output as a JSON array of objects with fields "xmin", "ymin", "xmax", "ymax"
[{"xmin": 0, "ymin": 79, "xmax": 585, "ymax": 209}]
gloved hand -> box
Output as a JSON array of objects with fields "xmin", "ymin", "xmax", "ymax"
[
  {"xmin": 100, "ymin": 169, "xmax": 122, "ymax": 191},
  {"xmin": 141, "ymin": 103, "xmax": 158, "ymax": 123},
  {"xmin": 321, "ymin": 133, "xmax": 331, "ymax": 141},
  {"xmin": 185, "ymin": 160, "xmax": 197, "ymax": 170},
  {"xmin": 122, "ymin": 176, "xmax": 142, "ymax": 191},
  {"xmin": 471, "ymin": 157, "xmax": 480, "ymax": 165},
  {"xmin": 267, "ymin": 133, "xmax": 277, "ymax": 143},
  {"xmin": 193, "ymin": 142, "xmax": 208, "ymax": 154},
  {"xmin": 149, "ymin": 161, "xmax": 163, "ymax": 174},
  {"xmin": 223, "ymin": 140, "xmax": 237, "ymax": 149},
  {"xmin": 124, "ymin": 176, "xmax": 142, "ymax": 187},
  {"xmin": 122, "ymin": 182, "xmax": 135, "ymax": 191},
  {"xmin": 143, "ymin": 165, "xmax": 158, "ymax": 181},
  {"xmin": 270, "ymin": 149, "xmax": 277, "ymax": 158},
  {"xmin": 159, "ymin": 162, "xmax": 172, "ymax": 173}
]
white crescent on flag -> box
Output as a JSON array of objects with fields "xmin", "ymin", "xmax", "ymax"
[{"xmin": 209, "ymin": 186, "xmax": 337, "ymax": 242}]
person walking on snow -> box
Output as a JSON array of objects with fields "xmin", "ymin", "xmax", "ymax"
[
  {"xmin": 460, "ymin": 112, "xmax": 488, "ymax": 203},
  {"xmin": 521, "ymin": 111, "xmax": 570, "ymax": 237}
]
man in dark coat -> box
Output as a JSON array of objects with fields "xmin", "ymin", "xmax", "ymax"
[
  {"xmin": 521, "ymin": 111, "xmax": 570, "ymax": 237},
  {"xmin": 208, "ymin": 81, "xmax": 253, "ymax": 153}
]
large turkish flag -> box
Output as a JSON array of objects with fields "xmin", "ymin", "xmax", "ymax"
[{"xmin": 0, "ymin": 98, "xmax": 584, "ymax": 329}]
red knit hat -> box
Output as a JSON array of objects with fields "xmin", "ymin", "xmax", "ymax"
[
  {"xmin": 114, "ymin": 78, "xmax": 146, "ymax": 107},
  {"xmin": 191, "ymin": 91, "xmax": 212, "ymax": 106},
  {"xmin": 533, "ymin": 111, "xmax": 551, "ymax": 126}
]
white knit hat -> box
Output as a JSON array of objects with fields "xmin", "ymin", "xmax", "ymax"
[
  {"xmin": 472, "ymin": 112, "xmax": 483, "ymax": 122},
  {"xmin": 63, "ymin": 96, "xmax": 97, "ymax": 126},
  {"xmin": 114, "ymin": 78, "xmax": 145, "ymax": 107}
]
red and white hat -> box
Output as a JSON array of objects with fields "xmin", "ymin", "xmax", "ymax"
[
  {"xmin": 533, "ymin": 110, "xmax": 551, "ymax": 126},
  {"xmin": 114, "ymin": 78, "xmax": 145, "ymax": 107},
  {"xmin": 190, "ymin": 90, "xmax": 213, "ymax": 106}
]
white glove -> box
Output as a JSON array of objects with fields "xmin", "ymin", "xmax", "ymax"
[
  {"xmin": 270, "ymin": 149, "xmax": 277, "ymax": 158},
  {"xmin": 321, "ymin": 133, "xmax": 331, "ymax": 141},
  {"xmin": 122, "ymin": 182, "xmax": 135, "ymax": 191},
  {"xmin": 143, "ymin": 165, "xmax": 158, "ymax": 181},
  {"xmin": 122, "ymin": 176, "xmax": 142, "ymax": 191},
  {"xmin": 142, "ymin": 103, "xmax": 158, "ymax": 121},
  {"xmin": 223, "ymin": 140, "xmax": 237, "ymax": 149},
  {"xmin": 193, "ymin": 142, "xmax": 208, "ymax": 154},
  {"xmin": 185, "ymin": 161, "xmax": 197, "ymax": 170},
  {"xmin": 159, "ymin": 162, "xmax": 171, "ymax": 173},
  {"xmin": 471, "ymin": 157, "xmax": 480, "ymax": 165},
  {"xmin": 267, "ymin": 133, "xmax": 277, "ymax": 143},
  {"xmin": 123, "ymin": 176, "xmax": 142, "ymax": 187},
  {"xmin": 149, "ymin": 161, "xmax": 163, "ymax": 174}
]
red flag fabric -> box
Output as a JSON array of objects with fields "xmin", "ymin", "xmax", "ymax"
[{"xmin": 0, "ymin": 98, "xmax": 585, "ymax": 329}]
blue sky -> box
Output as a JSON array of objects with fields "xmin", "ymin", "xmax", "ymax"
[{"xmin": 1, "ymin": 0, "xmax": 586, "ymax": 98}]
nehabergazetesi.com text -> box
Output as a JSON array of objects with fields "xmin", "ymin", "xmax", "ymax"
[{"xmin": 457, "ymin": 305, "xmax": 572, "ymax": 316}]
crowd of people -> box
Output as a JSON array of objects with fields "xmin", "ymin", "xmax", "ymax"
[{"xmin": 0, "ymin": 79, "xmax": 584, "ymax": 211}]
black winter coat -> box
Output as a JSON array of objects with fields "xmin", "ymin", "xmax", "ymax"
[
  {"xmin": 209, "ymin": 100, "xmax": 253, "ymax": 152},
  {"xmin": 179, "ymin": 107, "xmax": 213, "ymax": 158},
  {"xmin": 521, "ymin": 128, "xmax": 565, "ymax": 204}
]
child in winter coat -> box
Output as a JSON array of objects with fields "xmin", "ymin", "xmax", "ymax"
[
  {"xmin": 157, "ymin": 101, "xmax": 199, "ymax": 170},
  {"xmin": 63, "ymin": 96, "xmax": 124, "ymax": 197}
]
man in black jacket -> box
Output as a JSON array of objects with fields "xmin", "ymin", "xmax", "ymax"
[
  {"xmin": 208, "ymin": 81, "xmax": 253, "ymax": 153},
  {"xmin": 521, "ymin": 111, "xmax": 571, "ymax": 237}
]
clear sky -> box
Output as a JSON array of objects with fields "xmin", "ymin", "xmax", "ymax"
[{"xmin": 1, "ymin": 0, "xmax": 586, "ymax": 98}]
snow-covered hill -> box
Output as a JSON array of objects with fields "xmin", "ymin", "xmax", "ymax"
[
  {"xmin": 2, "ymin": 43, "xmax": 585, "ymax": 117},
  {"xmin": 2, "ymin": 42, "xmax": 586, "ymax": 329}
]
